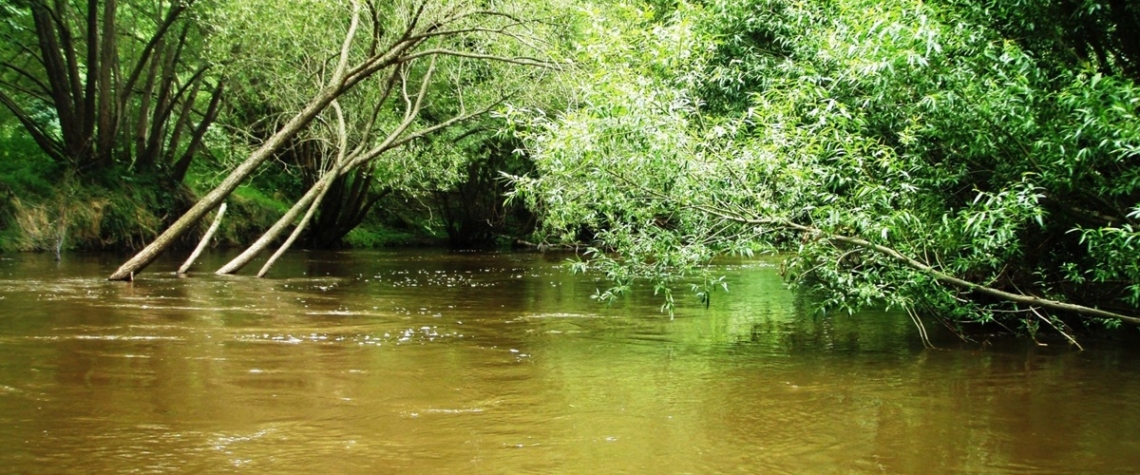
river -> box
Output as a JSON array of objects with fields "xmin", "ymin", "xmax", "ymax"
[{"xmin": 0, "ymin": 249, "xmax": 1138, "ymax": 474}]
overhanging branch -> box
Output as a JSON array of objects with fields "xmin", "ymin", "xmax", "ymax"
[{"xmin": 699, "ymin": 204, "xmax": 1140, "ymax": 325}]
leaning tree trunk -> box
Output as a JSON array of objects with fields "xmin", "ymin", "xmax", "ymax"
[
  {"xmin": 178, "ymin": 202, "xmax": 227, "ymax": 274},
  {"xmin": 257, "ymin": 174, "xmax": 338, "ymax": 277},
  {"xmin": 216, "ymin": 58, "xmax": 440, "ymax": 276},
  {"xmin": 215, "ymin": 153, "xmax": 349, "ymax": 275},
  {"xmin": 106, "ymin": 89, "xmax": 342, "ymax": 280},
  {"xmin": 257, "ymin": 100, "xmax": 352, "ymax": 277},
  {"xmin": 108, "ymin": 2, "xmax": 369, "ymax": 280}
]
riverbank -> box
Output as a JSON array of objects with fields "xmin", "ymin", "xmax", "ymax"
[{"xmin": 0, "ymin": 171, "xmax": 437, "ymax": 254}]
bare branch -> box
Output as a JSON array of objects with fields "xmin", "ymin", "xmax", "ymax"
[
  {"xmin": 0, "ymin": 77, "xmax": 52, "ymax": 103},
  {"xmin": 0, "ymin": 87, "xmax": 65, "ymax": 161},
  {"xmin": 330, "ymin": 0, "xmax": 362, "ymax": 86},
  {"xmin": 397, "ymin": 48, "xmax": 558, "ymax": 69},
  {"xmin": 0, "ymin": 58, "xmax": 53, "ymax": 99}
]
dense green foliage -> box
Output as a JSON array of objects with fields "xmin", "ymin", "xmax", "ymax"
[
  {"xmin": 511, "ymin": 0, "xmax": 1140, "ymax": 337},
  {"xmin": 2, "ymin": 0, "xmax": 561, "ymax": 253},
  {"xmin": 0, "ymin": 0, "xmax": 233, "ymax": 251},
  {"xmin": 0, "ymin": 0, "xmax": 220, "ymax": 176}
]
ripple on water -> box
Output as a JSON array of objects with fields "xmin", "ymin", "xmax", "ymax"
[
  {"xmin": 27, "ymin": 335, "xmax": 184, "ymax": 341},
  {"xmin": 3, "ymin": 251, "xmax": 1140, "ymax": 475}
]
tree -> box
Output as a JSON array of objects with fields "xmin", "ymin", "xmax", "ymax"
[
  {"xmin": 432, "ymin": 131, "xmax": 537, "ymax": 248},
  {"xmin": 940, "ymin": 0, "xmax": 1140, "ymax": 82},
  {"xmin": 0, "ymin": 0, "xmax": 221, "ymax": 181},
  {"xmin": 509, "ymin": 0, "xmax": 1140, "ymax": 341},
  {"xmin": 108, "ymin": 0, "xmax": 559, "ymax": 280}
]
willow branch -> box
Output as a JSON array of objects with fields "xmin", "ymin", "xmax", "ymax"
[
  {"xmin": 700, "ymin": 205, "xmax": 1140, "ymax": 325},
  {"xmin": 0, "ymin": 59, "xmax": 53, "ymax": 98},
  {"xmin": 0, "ymin": 88, "xmax": 65, "ymax": 161}
]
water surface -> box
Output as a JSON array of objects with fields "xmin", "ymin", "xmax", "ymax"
[{"xmin": 0, "ymin": 250, "xmax": 1138, "ymax": 474}]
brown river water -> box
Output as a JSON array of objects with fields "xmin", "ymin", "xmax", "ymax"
[{"xmin": 1, "ymin": 249, "xmax": 1139, "ymax": 474}]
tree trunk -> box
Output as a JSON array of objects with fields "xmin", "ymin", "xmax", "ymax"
[
  {"xmin": 257, "ymin": 176, "xmax": 336, "ymax": 277},
  {"xmin": 107, "ymin": 1, "xmax": 549, "ymax": 280},
  {"xmin": 109, "ymin": 2, "xmax": 370, "ymax": 280},
  {"xmin": 215, "ymin": 163, "xmax": 347, "ymax": 275},
  {"xmin": 178, "ymin": 203, "xmax": 226, "ymax": 274},
  {"xmin": 171, "ymin": 80, "xmax": 224, "ymax": 183},
  {"xmin": 107, "ymin": 85, "xmax": 348, "ymax": 280}
]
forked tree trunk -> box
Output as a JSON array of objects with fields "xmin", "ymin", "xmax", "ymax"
[{"xmin": 215, "ymin": 58, "xmax": 437, "ymax": 276}]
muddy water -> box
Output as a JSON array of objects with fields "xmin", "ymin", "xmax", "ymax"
[{"xmin": 0, "ymin": 250, "xmax": 1139, "ymax": 474}]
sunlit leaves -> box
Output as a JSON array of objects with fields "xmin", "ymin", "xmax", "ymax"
[{"xmin": 512, "ymin": 0, "xmax": 1140, "ymax": 330}]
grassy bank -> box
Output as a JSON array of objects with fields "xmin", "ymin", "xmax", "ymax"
[{"xmin": 0, "ymin": 157, "xmax": 437, "ymax": 253}]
